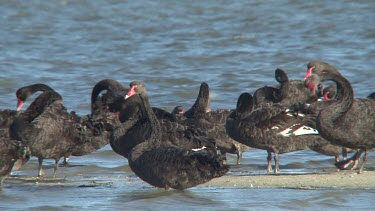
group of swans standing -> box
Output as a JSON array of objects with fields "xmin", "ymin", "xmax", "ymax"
[
  {"xmin": 226, "ymin": 61, "xmax": 374, "ymax": 174},
  {"xmin": 1, "ymin": 60, "xmax": 373, "ymax": 190}
]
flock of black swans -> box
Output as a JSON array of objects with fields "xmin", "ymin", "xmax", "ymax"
[{"xmin": 1, "ymin": 61, "xmax": 374, "ymax": 190}]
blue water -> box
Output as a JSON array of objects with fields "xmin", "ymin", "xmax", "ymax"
[{"xmin": 0, "ymin": 0, "xmax": 374, "ymax": 210}]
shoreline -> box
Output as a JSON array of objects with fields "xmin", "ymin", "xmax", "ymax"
[{"xmin": 202, "ymin": 170, "xmax": 375, "ymax": 189}]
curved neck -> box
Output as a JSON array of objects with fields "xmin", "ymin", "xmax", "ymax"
[
  {"xmin": 319, "ymin": 73, "xmax": 353, "ymax": 113},
  {"xmin": 91, "ymin": 80, "xmax": 111, "ymax": 113},
  {"xmin": 17, "ymin": 83, "xmax": 54, "ymax": 100},
  {"xmin": 91, "ymin": 79, "xmax": 125, "ymax": 113},
  {"xmin": 30, "ymin": 83, "xmax": 54, "ymax": 93}
]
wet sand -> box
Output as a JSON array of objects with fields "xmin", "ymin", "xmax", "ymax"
[{"xmin": 203, "ymin": 171, "xmax": 375, "ymax": 189}]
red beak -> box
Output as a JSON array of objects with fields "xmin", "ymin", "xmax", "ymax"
[
  {"xmin": 125, "ymin": 86, "xmax": 137, "ymax": 99},
  {"xmin": 17, "ymin": 99, "xmax": 24, "ymax": 111},
  {"xmin": 304, "ymin": 66, "xmax": 315, "ymax": 80}
]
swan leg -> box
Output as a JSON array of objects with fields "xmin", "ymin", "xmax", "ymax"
[
  {"xmin": 62, "ymin": 156, "xmax": 69, "ymax": 165},
  {"xmin": 274, "ymin": 153, "xmax": 279, "ymax": 174},
  {"xmin": 53, "ymin": 159, "xmax": 59, "ymax": 178},
  {"xmin": 334, "ymin": 155, "xmax": 341, "ymax": 171},
  {"xmin": 220, "ymin": 151, "xmax": 227, "ymax": 164},
  {"xmin": 357, "ymin": 150, "xmax": 368, "ymax": 174},
  {"xmin": 334, "ymin": 156, "xmax": 339, "ymax": 163},
  {"xmin": 267, "ymin": 151, "xmax": 272, "ymax": 173},
  {"xmin": 0, "ymin": 161, "xmax": 15, "ymax": 185},
  {"xmin": 351, "ymin": 160, "xmax": 359, "ymax": 170},
  {"xmin": 38, "ymin": 158, "xmax": 44, "ymax": 177},
  {"xmin": 350, "ymin": 149, "xmax": 364, "ymax": 170},
  {"xmin": 236, "ymin": 150, "xmax": 242, "ymax": 165}
]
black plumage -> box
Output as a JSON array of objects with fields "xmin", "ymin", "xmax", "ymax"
[
  {"xmin": 0, "ymin": 129, "xmax": 29, "ymax": 185},
  {"xmin": 306, "ymin": 71, "xmax": 375, "ymax": 173},
  {"xmin": 123, "ymin": 88, "xmax": 229, "ymax": 190},
  {"xmin": 1, "ymin": 83, "xmax": 54, "ymax": 128},
  {"xmin": 182, "ymin": 82, "xmax": 250, "ymax": 164},
  {"xmin": 110, "ymin": 81, "xmax": 216, "ymax": 159},
  {"xmin": 305, "ymin": 81, "xmax": 354, "ymax": 163},
  {"xmin": 63, "ymin": 79, "xmax": 124, "ymax": 164},
  {"xmin": 10, "ymin": 90, "xmax": 106, "ymax": 177},
  {"xmin": 226, "ymin": 92, "xmax": 327, "ymax": 173}
]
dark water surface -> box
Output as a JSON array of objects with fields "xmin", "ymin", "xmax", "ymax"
[{"xmin": 1, "ymin": 0, "xmax": 374, "ymax": 210}]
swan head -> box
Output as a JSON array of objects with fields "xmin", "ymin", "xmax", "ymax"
[
  {"xmin": 305, "ymin": 61, "xmax": 341, "ymax": 80},
  {"xmin": 125, "ymin": 81, "xmax": 147, "ymax": 99}
]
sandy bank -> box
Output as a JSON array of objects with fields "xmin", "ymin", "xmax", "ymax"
[{"xmin": 202, "ymin": 170, "xmax": 375, "ymax": 189}]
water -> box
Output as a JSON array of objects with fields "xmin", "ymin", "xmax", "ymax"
[{"xmin": 0, "ymin": 0, "xmax": 374, "ymax": 210}]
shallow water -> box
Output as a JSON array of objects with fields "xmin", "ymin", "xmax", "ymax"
[{"xmin": 1, "ymin": 0, "xmax": 374, "ymax": 210}]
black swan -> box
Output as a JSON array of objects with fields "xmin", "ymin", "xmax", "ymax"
[
  {"xmin": 0, "ymin": 129, "xmax": 30, "ymax": 185},
  {"xmin": 63, "ymin": 79, "xmax": 124, "ymax": 164},
  {"xmin": 181, "ymin": 82, "xmax": 250, "ymax": 165},
  {"xmin": 1, "ymin": 83, "xmax": 54, "ymax": 128},
  {"xmin": 305, "ymin": 72, "xmax": 375, "ymax": 173},
  {"xmin": 304, "ymin": 62, "xmax": 364, "ymax": 169},
  {"xmin": 254, "ymin": 69, "xmax": 344, "ymax": 169},
  {"xmin": 9, "ymin": 90, "xmax": 94, "ymax": 177},
  {"xmin": 2, "ymin": 84, "xmax": 54, "ymax": 172},
  {"xmin": 226, "ymin": 92, "xmax": 328, "ymax": 173},
  {"xmin": 122, "ymin": 85, "xmax": 229, "ymax": 190},
  {"xmin": 1, "ymin": 84, "xmax": 54, "ymax": 177},
  {"xmin": 260, "ymin": 69, "xmax": 353, "ymax": 164},
  {"xmin": 110, "ymin": 81, "xmax": 216, "ymax": 159}
]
